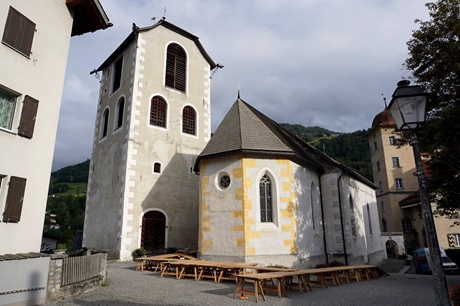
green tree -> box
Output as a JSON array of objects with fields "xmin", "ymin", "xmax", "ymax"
[{"xmin": 405, "ymin": 0, "xmax": 460, "ymax": 210}]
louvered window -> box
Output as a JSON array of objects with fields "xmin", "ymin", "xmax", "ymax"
[
  {"xmin": 260, "ymin": 175, "xmax": 273, "ymax": 223},
  {"xmin": 182, "ymin": 106, "xmax": 196, "ymax": 135},
  {"xmin": 2, "ymin": 7, "xmax": 35, "ymax": 57},
  {"xmin": 18, "ymin": 95, "xmax": 38, "ymax": 139},
  {"xmin": 165, "ymin": 43, "xmax": 186, "ymax": 92},
  {"xmin": 150, "ymin": 96, "xmax": 167, "ymax": 128},
  {"xmin": 3, "ymin": 176, "xmax": 27, "ymax": 223}
]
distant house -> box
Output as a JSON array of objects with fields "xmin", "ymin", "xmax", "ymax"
[
  {"xmin": 368, "ymin": 108, "xmax": 460, "ymax": 257},
  {"xmin": 194, "ymin": 97, "xmax": 385, "ymax": 267},
  {"xmin": 0, "ymin": 1, "xmax": 110, "ymax": 305}
]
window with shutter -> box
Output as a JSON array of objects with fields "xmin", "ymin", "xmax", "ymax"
[
  {"xmin": 165, "ymin": 43, "xmax": 186, "ymax": 92},
  {"xmin": 182, "ymin": 106, "xmax": 196, "ymax": 135},
  {"xmin": 3, "ymin": 176, "xmax": 26, "ymax": 223},
  {"xmin": 2, "ymin": 7, "xmax": 35, "ymax": 57},
  {"xmin": 18, "ymin": 95, "xmax": 38, "ymax": 139},
  {"xmin": 150, "ymin": 96, "xmax": 167, "ymax": 128}
]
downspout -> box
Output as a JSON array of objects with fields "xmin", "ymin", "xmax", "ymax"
[
  {"xmin": 319, "ymin": 172, "xmax": 329, "ymax": 264},
  {"xmin": 337, "ymin": 173, "xmax": 349, "ymax": 265}
]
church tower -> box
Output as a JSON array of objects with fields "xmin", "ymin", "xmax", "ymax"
[{"xmin": 83, "ymin": 19, "xmax": 216, "ymax": 260}]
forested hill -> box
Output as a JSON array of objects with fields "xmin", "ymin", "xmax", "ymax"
[
  {"xmin": 51, "ymin": 125, "xmax": 373, "ymax": 183},
  {"xmin": 280, "ymin": 124, "xmax": 372, "ymax": 181},
  {"xmin": 51, "ymin": 159, "xmax": 90, "ymax": 183}
]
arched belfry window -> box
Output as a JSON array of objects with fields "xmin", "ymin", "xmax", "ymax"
[
  {"xmin": 260, "ymin": 175, "xmax": 273, "ymax": 223},
  {"xmin": 150, "ymin": 96, "xmax": 167, "ymax": 128},
  {"xmin": 182, "ymin": 106, "xmax": 196, "ymax": 135},
  {"xmin": 100, "ymin": 108, "xmax": 109, "ymax": 139},
  {"xmin": 165, "ymin": 43, "xmax": 186, "ymax": 92},
  {"xmin": 115, "ymin": 97, "xmax": 125, "ymax": 130}
]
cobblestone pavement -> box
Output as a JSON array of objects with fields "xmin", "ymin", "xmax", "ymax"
[{"xmin": 46, "ymin": 261, "xmax": 460, "ymax": 306}]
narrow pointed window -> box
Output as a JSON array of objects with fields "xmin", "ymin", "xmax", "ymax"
[{"xmin": 260, "ymin": 175, "xmax": 273, "ymax": 223}]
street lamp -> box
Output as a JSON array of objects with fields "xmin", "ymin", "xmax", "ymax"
[{"xmin": 388, "ymin": 80, "xmax": 450, "ymax": 306}]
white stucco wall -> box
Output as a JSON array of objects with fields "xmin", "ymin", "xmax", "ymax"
[
  {"xmin": 0, "ymin": 1, "xmax": 73, "ymax": 254},
  {"xmin": 199, "ymin": 156, "xmax": 326, "ymax": 268},
  {"xmin": 84, "ymin": 24, "xmax": 212, "ymax": 260}
]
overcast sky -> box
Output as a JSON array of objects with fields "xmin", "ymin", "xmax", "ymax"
[{"xmin": 52, "ymin": 0, "xmax": 430, "ymax": 171}]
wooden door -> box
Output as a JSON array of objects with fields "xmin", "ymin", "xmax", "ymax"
[{"xmin": 141, "ymin": 211, "xmax": 166, "ymax": 254}]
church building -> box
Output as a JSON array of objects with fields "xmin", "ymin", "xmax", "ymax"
[{"xmin": 84, "ymin": 19, "xmax": 385, "ymax": 266}]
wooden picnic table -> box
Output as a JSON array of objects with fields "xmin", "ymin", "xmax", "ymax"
[
  {"xmin": 136, "ymin": 253, "xmax": 196, "ymax": 272},
  {"xmin": 234, "ymin": 272, "xmax": 288, "ymax": 302}
]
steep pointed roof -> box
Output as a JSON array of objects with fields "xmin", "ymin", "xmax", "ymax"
[
  {"xmin": 198, "ymin": 98, "xmax": 295, "ymax": 157},
  {"xmin": 195, "ymin": 97, "xmax": 376, "ymax": 189}
]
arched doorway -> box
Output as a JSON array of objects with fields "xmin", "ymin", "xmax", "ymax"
[
  {"xmin": 386, "ymin": 240, "xmax": 398, "ymax": 258},
  {"xmin": 141, "ymin": 211, "xmax": 166, "ymax": 254}
]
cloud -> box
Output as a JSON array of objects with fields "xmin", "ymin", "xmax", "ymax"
[{"xmin": 53, "ymin": 0, "xmax": 429, "ymax": 170}]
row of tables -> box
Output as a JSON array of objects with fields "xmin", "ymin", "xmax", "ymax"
[{"xmin": 136, "ymin": 254, "xmax": 387, "ymax": 302}]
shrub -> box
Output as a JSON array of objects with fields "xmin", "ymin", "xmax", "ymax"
[
  {"xmin": 131, "ymin": 248, "xmax": 146, "ymax": 258},
  {"xmin": 450, "ymin": 285, "xmax": 460, "ymax": 306}
]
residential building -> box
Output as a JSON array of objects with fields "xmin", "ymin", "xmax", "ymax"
[
  {"xmin": 0, "ymin": 1, "xmax": 110, "ymax": 304},
  {"xmin": 83, "ymin": 19, "xmax": 217, "ymax": 261},
  {"xmin": 368, "ymin": 107, "xmax": 460, "ymax": 256}
]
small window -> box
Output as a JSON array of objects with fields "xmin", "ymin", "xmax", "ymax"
[
  {"xmin": 153, "ymin": 162, "xmax": 161, "ymax": 173},
  {"xmin": 349, "ymin": 195, "xmax": 357, "ymax": 238},
  {"xmin": 0, "ymin": 87, "xmax": 17, "ymax": 130},
  {"xmin": 114, "ymin": 97, "xmax": 125, "ymax": 130},
  {"xmin": 374, "ymin": 141, "xmax": 377, "ymax": 151},
  {"xmin": 100, "ymin": 108, "xmax": 109, "ymax": 139},
  {"xmin": 3, "ymin": 176, "xmax": 26, "ymax": 223},
  {"xmin": 182, "ymin": 106, "xmax": 196, "ymax": 135},
  {"xmin": 260, "ymin": 175, "xmax": 273, "ymax": 223},
  {"xmin": 381, "ymin": 201, "xmax": 385, "ymax": 213},
  {"xmin": 150, "ymin": 96, "xmax": 167, "ymax": 128},
  {"xmin": 376, "ymin": 161, "xmax": 380, "ymax": 172},
  {"xmin": 18, "ymin": 95, "xmax": 38, "ymax": 139},
  {"xmin": 219, "ymin": 174, "xmax": 231, "ymax": 189},
  {"xmin": 382, "ymin": 217, "xmax": 387, "ymax": 232},
  {"xmin": 392, "ymin": 157, "xmax": 400, "ymax": 168},
  {"xmin": 165, "ymin": 43, "xmax": 186, "ymax": 92},
  {"xmin": 450, "ymin": 234, "xmax": 460, "ymax": 247},
  {"xmin": 402, "ymin": 219, "xmax": 412, "ymax": 232},
  {"xmin": 379, "ymin": 181, "xmax": 383, "ymax": 193},
  {"xmin": 112, "ymin": 56, "xmax": 123, "ymax": 93},
  {"xmin": 367, "ymin": 204, "xmax": 373, "ymax": 236},
  {"xmin": 389, "ymin": 136, "xmax": 395, "ymax": 145},
  {"xmin": 395, "ymin": 178, "xmax": 404, "ymax": 190},
  {"xmin": 2, "ymin": 7, "xmax": 35, "ymax": 57}
]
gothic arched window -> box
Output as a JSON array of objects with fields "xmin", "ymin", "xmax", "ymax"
[{"xmin": 260, "ymin": 175, "xmax": 273, "ymax": 223}]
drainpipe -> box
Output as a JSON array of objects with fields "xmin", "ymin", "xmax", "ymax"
[
  {"xmin": 337, "ymin": 173, "xmax": 349, "ymax": 265},
  {"xmin": 319, "ymin": 173, "xmax": 329, "ymax": 264}
]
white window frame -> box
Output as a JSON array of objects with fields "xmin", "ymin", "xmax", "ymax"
[
  {"xmin": 395, "ymin": 178, "xmax": 404, "ymax": 190},
  {"xmin": 392, "ymin": 157, "xmax": 400, "ymax": 168},
  {"xmin": 0, "ymin": 86, "xmax": 18, "ymax": 132}
]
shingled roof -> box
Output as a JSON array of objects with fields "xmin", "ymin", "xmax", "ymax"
[{"xmin": 194, "ymin": 96, "xmax": 376, "ymax": 189}]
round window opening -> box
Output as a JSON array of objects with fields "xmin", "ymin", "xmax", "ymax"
[{"xmin": 219, "ymin": 175, "xmax": 231, "ymax": 189}]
